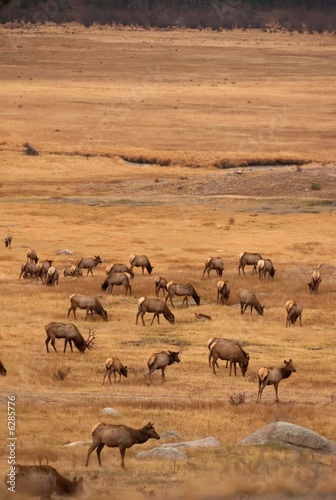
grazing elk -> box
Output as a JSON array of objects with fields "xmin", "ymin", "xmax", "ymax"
[
  {"xmin": 238, "ymin": 252, "xmax": 262, "ymax": 275},
  {"xmin": 155, "ymin": 276, "xmax": 168, "ymax": 297},
  {"xmin": 308, "ymin": 271, "xmax": 322, "ymax": 294},
  {"xmin": 209, "ymin": 340, "xmax": 250, "ymax": 377},
  {"xmin": 11, "ymin": 464, "xmax": 83, "ymax": 499},
  {"xmin": 19, "ymin": 262, "xmax": 38, "ymax": 280},
  {"xmin": 285, "ymin": 300, "xmax": 303, "ymax": 327},
  {"xmin": 45, "ymin": 266, "xmax": 60, "ymax": 286},
  {"xmin": 101, "ymin": 272, "xmax": 132, "ymax": 295},
  {"xmin": 105, "ymin": 262, "xmax": 134, "ymax": 278},
  {"xmin": 165, "ymin": 281, "xmax": 201, "ymax": 308},
  {"xmin": 67, "ymin": 294, "xmax": 108, "ymax": 322},
  {"xmin": 136, "ymin": 297, "xmax": 175, "ymax": 326},
  {"xmin": 0, "ymin": 360, "xmax": 7, "ymax": 376},
  {"xmin": 102, "ymin": 357, "xmax": 128, "ymax": 384},
  {"xmin": 257, "ymin": 359, "xmax": 296, "ymax": 403},
  {"xmin": 36, "ymin": 259, "xmax": 54, "ymax": 284},
  {"xmin": 129, "ymin": 254, "xmax": 154, "ymax": 275},
  {"xmin": 238, "ymin": 289, "xmax": 265, "ymax": 316},
  {"xmin": 4, "ymin": 234, "xmax": 12, "ymax": 249},
  {"xmin": 45, "ymin": 322, "xmax": 95, "ymax": 353},
  {"xmin": 85, "ymin": 421, "xmax": 160, "ymax": 469},
  {"xmin": 257, "ymin": 258, "xmax": 276, "ymax": 279},
  {"xmin": 203, "ymin": 257, "xmax": 224, "ymax": 278},
  {"xmin": 147, "ymin": 350, "xmax": 181, "ymax": 383},
  {"xmin": 77, "ymin": 255, "xmax": 102, "ymax": 276},
  {"xmin": 207, "ymin": 337, "xmax": 234, "ymax": 369},
  {"xmin": 27, "ymin": 249, "xmax": 39, "ymax": 264},
  {"xmin": 63, "ymin": 264, "xmax": 83, "ymax": 277},
  {"xmin": 216, "ymin": 280, "xmax": 231, "ymax": 305}
]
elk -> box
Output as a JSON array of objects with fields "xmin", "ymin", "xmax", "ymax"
[
  {"xmin": 202, "ymin": 257, "xmax": 224, "ymax": 278},
  {"xmin": 257, "ymin": 258, "xmax": 276, "ymax": 279},
  {"xmin": 26, "ymin": 249, "xmax": 39, "ymax": 264},
  {"xmin": 36, "ymin": 259, "xmax": 54, "ymax": 284},
  {"xmin": 67, "ymin": 294, "xmax": 108, "ymax": 322},
  {"xmin": 216, "ymin": 280, "xmax": 231, "ymax": 305},
  {"xmin": 285, "ymin": 300, "xmax": 303, "ymax": 327},
  {"xmin": 308, "ymin": 271, "xmax": 322, "ymax": 294},
  {"xmin": 4, "ymin": 234, "xmax": 12, "ymax": 249},
  {"xmin": 209, "ymin": 340, "xmax": 250, "ymax": 377},
  {"xmin": 77, "ymin": 255, "xmax": 102, "ymax": 276},
  {"xmin": 45, "ymin": 322, "xmax": 95, "ymax": 353},
  {"xmin": 129, "ymin": 254, "xmax": 154, "ymax": 275},
  {"xmin": 165, "ymin": 281, "xmax": 201, "ymax": 308},
  {"xmin": 10, "ymin": 464, "xmax": 83, "ymax": 499},
  {"xmin": 155, "ymin": 276, "xmax": 168, "ymax": 297},
  {"xmin": 105, "ymin": 262, "xmax": 134, "ymax": 278},
  {"xmin": 45, "ymin": 266, "xmax": 60, "ymax": 286},
  {"xmin": 0, "ymin": 360, "xmax": 7, "ymax": 376},
  {"xmin": 63, "ymin": 264, "xmax": 83, "ymax": 277},
  {"xmin": 101, "ymin": 272, "xmax": 132, "ymax": 295},
  {"xmin": 257, "ymin": 359, "xmax": 296, "ymax": 403},
  {"xmin": 85, "ymin": 421, "xmax": 160, "ymax": 469},
  {"xmin": 238, "ymin": 289, "xmax": 265, "ymax": 316},
  {"xmin": 19, "ymin": 262, "xmax": 38, "ymax": 280},
  {"xmin": 147, "ymin": 350, "xmax": 181, "ymax": 383},
  {"xmin": 136, "ymin": 297, "xmax": 175, "ymax": 326},
  {"xmin": 238, "ymin": 252, "xmax": 262, "ymax": 275},
  {"xmin": 102, "ymin": 357, "xmax": 128, "ymax": 384}
]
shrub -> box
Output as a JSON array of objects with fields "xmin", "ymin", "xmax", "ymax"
[
  {"xmin": 54, "ymin": 366, "xmax": 71, "ymax": 381},
  {"xmin": 311, "ymin": 182, "xmax": 321, "ymax": 191}
]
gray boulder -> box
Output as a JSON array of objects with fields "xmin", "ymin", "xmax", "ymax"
[
  {"xmin": 240, "ymin": 421, "xmax": 336, "ymax": 454},
  {"xmin": 55, "ymin": 249, "xmax": 74, "ymax": 255},
  {"xmin": 102, "ymin": 407, "xmax": 121, "ymax": 417},
  {"xmin": 160, "ymin": 436, "xmax": 221, "ymax": 449},
  {"xmin": 137, "ymin": 447, "xmax": 187, "ymax": 461}
]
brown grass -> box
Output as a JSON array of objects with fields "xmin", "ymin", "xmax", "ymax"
[{"xmin": 0, "ymin": 24, "xmax": 336, "ymax": 500}]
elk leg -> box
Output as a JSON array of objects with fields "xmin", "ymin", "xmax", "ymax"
[
  {"xmin": 161, "ymin": 367, "xmax": 166, "ymax": 383},
  {"xmin": 50, "ymin": 339, "xmax": 57, "ymax": 353},
  {"xmin": 85, "ymin": 441, "xmax": 100, "ymax": 466},
  {"xmin": 274, "ymin": 382, "xmax": 280, "ymax": 402},
  {"xmin": 96, "ymin": 443, "xmax": 105, "ymax": 466},
  {"xmin": 212, "ymin": 357, "xmax": 217, "ymax": 375},
  {"xmin": 120, "ymin": 447, "xmax": 126, "ymax": 468}
]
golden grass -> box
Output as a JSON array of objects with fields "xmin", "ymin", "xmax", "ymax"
[{"xmin": 0, "ymin": 23, "xmax": 336, "ymax": 500}]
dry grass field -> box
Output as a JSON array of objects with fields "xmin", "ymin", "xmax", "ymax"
[{"xmin": 0, "ymin": 23, "xmax": 336, "ymax": 500}]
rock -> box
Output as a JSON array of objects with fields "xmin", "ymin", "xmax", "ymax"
[
  {"xmin": 102, "ymin": 407, "xmax": 121, "ymax": 417},
  {"xmin": 137, "ymin": 447, "xmax": 186, "ymax": 461},
  {"xmin": 240, "ymin": 421, "xmax": 336, "ymax": 454},
  {"xmin": 55, "ymin": 249, "xmax": 74, "ymax": 255},
  {"xmin": 63, "ymin": 440, "xmax": 91, "ymax": 447},
  {"xmin": 160, "ymin": 436, "xmax": 221, "ymax": 449},
  {"xmin": 161, "ymin": 430, "xmax": 183, "ymax": 440}
]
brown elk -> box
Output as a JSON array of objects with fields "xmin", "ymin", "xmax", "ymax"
[
  {"xmin": 136, "ymin": 297, "xmax": 175, "ymax": 326},
  {"xmin": 203, "ymin": 256, "xmax": 224, "ymax": 278},
  {"xmin": 257, "ymin": 359, "xmax": 296, "ymax": 403},
  {"xmin": 238, "ymin": 289, "xmax": 265, "ymax": 316},
  {"xmin": 67, "ymin": 294, "xmax": 108, "ymax": 322},
  {"xmin": 45, "ymin": 266, "xmax": 60, "ymax": 286},
  {"xmin": 238, "ymin": 252, "xmax": 262, "ymax": 275},
  {"xmin": 147, "ymin": 350, "xmax": 181, "ymax": 383},
  {"xmin": 19, "ymin": 262, "xmax": 39, "ymax": 280},
  {"xmin": 45, "ymin": 322, "xmax": 95, "ymax": 353},
  {"xmin": 209, "ymin": 340, "xmax": 250, "ymax": 377},
  {"xmin": 26, "ymin": 249, "xmax": 39, "ymax": 264},
  {"xmin": 63, "ymin": 264, "xmax": 83, "ymax": 277},
  {"xmin": 101, "ymin": 272, "xmax": 132, "ymax": 295},
  {"xmin": 85, "ymin": 421, "xmax": 160, "ymax": 469},
  {"xmin": 129, "ymin": 254, "xmax": 154, "ymax": 275},
  {"xmin": 77, "ymin": 255, "xmax": 102, "ymax": 276},
  {"xmin": 4, "ymin": 234, "xmax": 12, "ymax": 249},
  {"xmin": 155, "ymin": 276, "xmax": 168, "ymax": 296},
  {"xmin": 102, "ymin": 357, "xmax": 128, "ymax": 384},
  {"xmin": 285, "ymin": 300, "xmax": 303, "ymax": 327},
  {"xmin": 165, "ymin": 281, "xmax": 201, "ymax": 308},
  {"xmin": 0, "ymin": 360, "xmax": 7, "ymax": 376},
  {"xmin": 308, "ymin": 271, "xmax": 322, "ymax": 294},
  {"xmin": 216, "ymin": 280, "xmax": 231, "ymax": 305},
  {"xmin": 9, "ymin": 464, "xmax": 83, "ymax": 499},
  {"xmin": 257, "ymin": 258, "xmax": 276, "ymax": 279},
  {"xmin": 36, "ymin": 259, "xmax": 54, "ymax": 284},
  {"xmin": 105, "ymin": 262, "xmax": 134, "ymax": 278}
]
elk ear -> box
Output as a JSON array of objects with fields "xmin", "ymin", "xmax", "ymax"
[
  {"xmin": 147, "ymin": 421, "xmax": 154, "ymax": 427},
  {"xmin": 284, "ymin": 360, "xmax": 288, "ymax": 364}
]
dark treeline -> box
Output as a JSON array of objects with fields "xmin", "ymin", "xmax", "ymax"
[{"xmin": 1, "ymin": 0, "xmax": 335, "ymax": 31}]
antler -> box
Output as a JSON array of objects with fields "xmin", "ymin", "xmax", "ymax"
[{"xmin": 85, "ymin": 329, "xmax": 96, "ymax": 350}]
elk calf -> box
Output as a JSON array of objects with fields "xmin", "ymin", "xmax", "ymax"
[
  {"xmin": 102, "ymin": 357, "xmax": 128, "ymax": 384},
  {"xmin": 308, "ymin": 271, "xmax": 322, "ymax": 294},
  {"xmin": 285, "ymin": 300, "xmax": 303, "ymax": 327},
  {"xmin": 147, "ymin": 350, "xmax": 180, "ymax": 384},
  {"xmin": 257, "ymin": 359, "xmax": 296, "ymax": 403},
  {"xmin": 86, "ymin": 421, "xmax": 160, "ymax": 469}
]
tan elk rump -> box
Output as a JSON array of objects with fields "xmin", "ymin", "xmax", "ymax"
[{"xmin": 85, "ymin": 421, "xmax": 160, "ymax": 469}]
